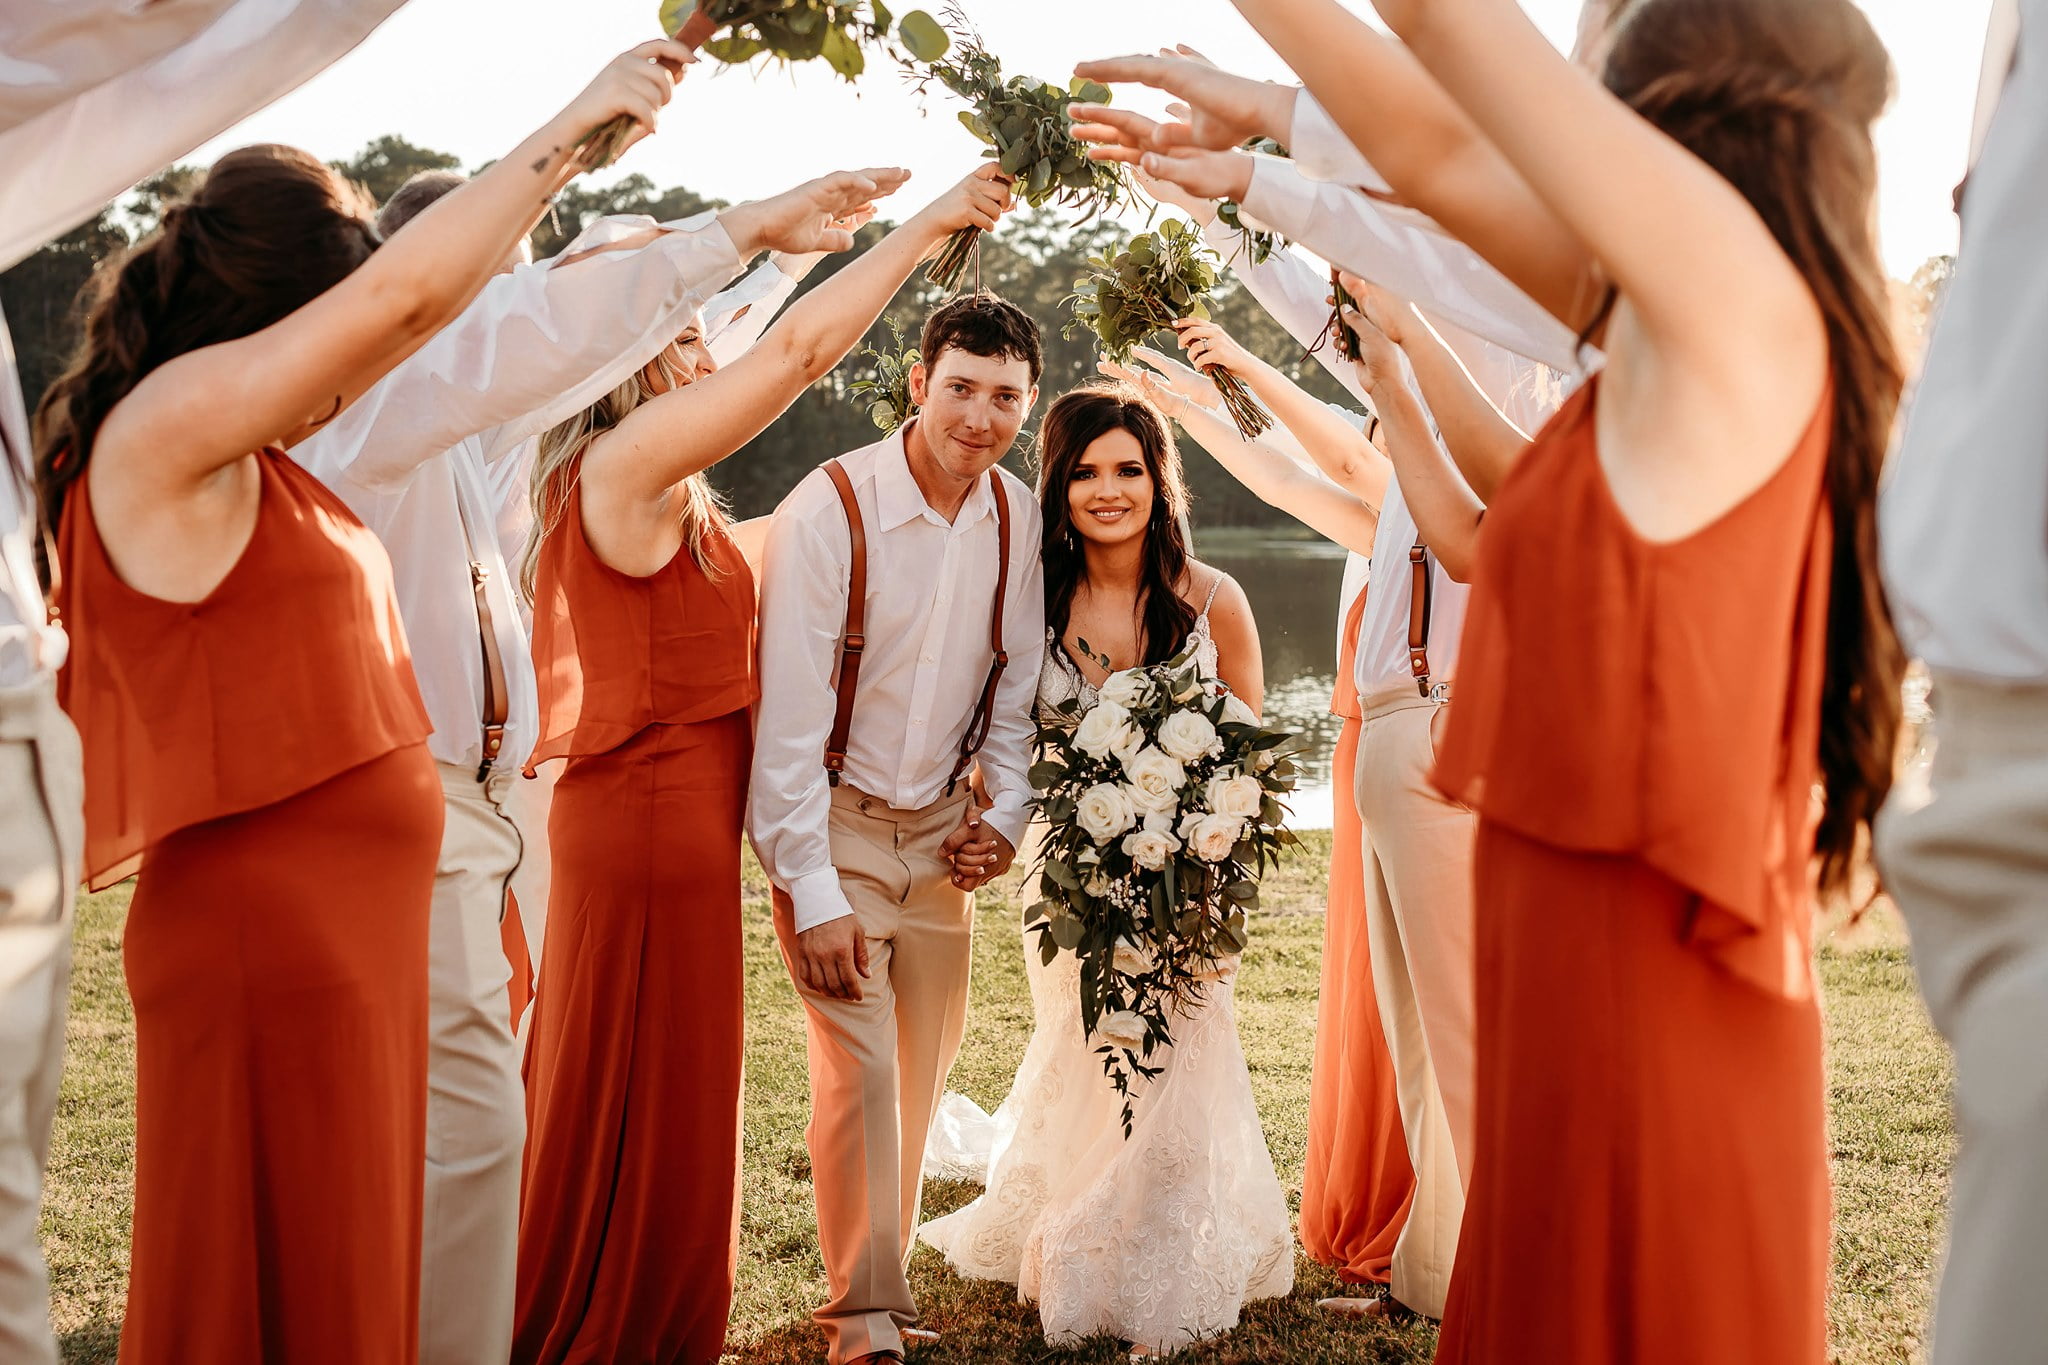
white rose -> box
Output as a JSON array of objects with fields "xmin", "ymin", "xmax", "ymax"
[
  {"xmin": 1206, "ymin": 772, "xmax": 1265, "ymax": 821},
  {"xmin": 1111, "ymin": 937, "xmax": 1154, "ymax": 976},
  {"xmin": 1074, "ymin": 700, "xmax": 1136, "ymax": 760},
  {"xmin": 1157, "ymin": 709, "xmax": 1220, "ymax": 764},
  {"xmin": 1143, "ymin": 806, "xmax": 1176, "ymax": 835},
  {"xmin": 1219, "ymin": 693, "xmax": 1259, "ymax": 729},
  {"xmin": 1124, "ymin": 777, "xmax": 1178, "ymax": 817},
  {"xmin": 1121, "ymin": 828, "xmax": 1179, "ymax": 870},
  {"xmin": 1074, "ymin": 782, "xmax": 1137, "ymax": 845},
  {"xmin": 1124, "ymin": 745, "xmax": 1187, "ymax": 807},
  {"xmin": 1084, "ymin": 871, "xmax": 1113, "ymax": 897},
  {"xmin": 1185, "ymin": 811, "xmax": 1245, "ymax": 863},
  {"xmin": 1097, "ymin": 1009, "xmax": 1147, "ymax": 1050},
  {"xmin": 1098, "ymin": 668, "xmax": 1153, "ymax": 710}
]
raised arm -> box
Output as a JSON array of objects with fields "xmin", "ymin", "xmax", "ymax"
[
  {"xmin": 1339, "ymin": 272, "xmax": 1528, "ymax": 504},
  {"xmin": 1104, "ymin": 357, "xmax": 1377, "ymax": 557},
  {"xmin": 1171, "ymin": 318, "xmax": 1390, "ymax": 509},
  {"xmin": 579, "ymin": 166, "xmax": 1008, "ymax": 509},
  {"xmin": 95, "ymin": 42, "xmax": 695, "ymax": 491},
  {"xmin": 1342, "ymin": 297, "xmax": 1486, "ymax": 581}
]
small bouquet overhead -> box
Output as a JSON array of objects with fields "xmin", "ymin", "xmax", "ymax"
[
  {"xmin": 1067, "ymin": 219, "xmax": 1274, "ymax": 439},
  {"xmin": 1028, "ymin": 640, "xmax": 1299, "ymax": 1135},
  {"xmin": 578, "ymin": 0, "xmax": 952, "ymax": 168},
  {"xmin": 913, "ymin": 11, "xmax": 1132, "ymax": 291},
  {"xmin": 849, "ymin": 318, "xmax": 920, "ymax": 433}
]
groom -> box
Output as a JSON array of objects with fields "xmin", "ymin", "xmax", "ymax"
[{"xmin": 749, "ymin": 293, "xmax": 1045, "ymax": 1365}]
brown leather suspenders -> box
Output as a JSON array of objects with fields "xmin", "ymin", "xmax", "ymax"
[
  {"xmin": 821, "ymin": 459, "xmax": 868, "ymax": 786},
  {"xmin": 1407, "ymin": 536, "xmax": 1436, "ymax": 698},
  {"xmin": 819, "ymin": 458, "xmax": 1011, "ymax": 794}
]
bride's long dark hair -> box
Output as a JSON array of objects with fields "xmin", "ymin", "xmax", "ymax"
[{"xmin": 1034, "ymin": 381, "xmax": 1196, "ymax": 665}]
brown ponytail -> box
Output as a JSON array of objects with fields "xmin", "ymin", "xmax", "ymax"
[
  {"xmin": 32, "ymin": 145, "xmax": 378, "ymax": 538},
  {"xmin": 1604, "ymin": 0, "xmax": 1906, "ymax": 895}
]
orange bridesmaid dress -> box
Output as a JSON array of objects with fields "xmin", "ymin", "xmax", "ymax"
[
  {"xmin": 513, "ymin": 470, "xmax": 757, "ymax": 1365},
  {"xmin": 1299, "ymin": 586, "xmax": 1414, "ymax": 1283},
  {"xmin": 58, "ymin": 448, "xmax": 439, "ymax": 1364},
  {"xmin": 1431, "ymin": 379, "xmax": 1835, "ymax": 1365}
]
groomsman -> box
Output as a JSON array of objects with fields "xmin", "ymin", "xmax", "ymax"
[
  {"xmin": 749, "ymin": 295, "xmax": 1044, "ymax": 1365},
  {"xmin": 0, "ymin": 5, "xmax": 416, "ymax": 1359},
  {"xmin": 1877, "ymin": 5, "xmax": 2048, "ymax": 1364},
  {"xmin": 298, "ymin": 173, "xmax": 818, "ymax": 1365}
]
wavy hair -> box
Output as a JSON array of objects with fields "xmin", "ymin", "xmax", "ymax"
[
  {"xmin": 1603, "ymin": 0, "xmax": 1906, "ymax": 894},
  {"xmin": 1034, "ymin": 381, "xmax": 1195, "ymax": 666},
  {"xmin": 32, "ymin": 145, "xmax": 378, "ymax": 537},
  {"xmin": 520, "ymin": 344, "xmax": 729, "ymax": 601}
]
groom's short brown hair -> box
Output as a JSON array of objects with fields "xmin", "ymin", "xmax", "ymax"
[{"xmin": 920, "ymin": 294, "xmax": 1044, "ymax": 385}]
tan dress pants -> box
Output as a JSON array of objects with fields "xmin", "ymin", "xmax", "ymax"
[
  {"xmin": 1876, "ymin": 673, "xmax": 2048, "ymax": 1365},
  {"xmin": 774, "ymin": 785, "xmax": 975, "ymax": 1365},
  {"xmin": 0, "ymin": 678, "xmax": 81, "ymax": 1365},
  {"xmin": 420, "ymin": 762, "xmax": 526, "ymax": 1365},
  {"xmin": 1353, "ymin": 687, "xmax": 1476, "ymax": 1320}
]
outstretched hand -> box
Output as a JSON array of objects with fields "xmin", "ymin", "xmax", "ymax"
[
  {"xmin": 726, "ymin": 168, "xmax": 910, "ymax": 258},
  {"xmin": 553, "ymin": 40, "xmax": 698, "ymax": 161},
  {"xmin": 1070, "ymin": 48, "xmax": 1293, "ymax": 156},
  {"xmin": 1334, "ymin": 269, "xmax": 1414, "ymax": 392},
  {"xmin": 919, "ymin": 163, "xmax": 1016, "ymax": 240},
  {"xmin": 1173, "ymin": 318, "xmax": 1257, "ymax": 378},
  {"xmin": 1131, "ymin": 147, "xmax": 1255, "ymax": 213}
]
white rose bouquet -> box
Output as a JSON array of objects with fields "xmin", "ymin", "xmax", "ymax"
[{"xmin": 1028, "ymin": 638, "xmax": 1300, "ymax": 1135}]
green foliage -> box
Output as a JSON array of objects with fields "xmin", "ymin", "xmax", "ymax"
[
  {"xmin": 331, "ymin": 134, "xmax": 461, "ymax": 205},
  {"xmin": 914, "ymin": 11, "xmax": 1131, "ymax": 290},
  {"xmin": 1214, "ymin": 199, "xmax": 1282, "ymax": 268},
  {"xmin": 1067, "ymin": 221, "xmax": 1273, "ymax": 437},
  {"xmin": 847, "ymin": 318, "xmax": 920, "ymax": 433}
]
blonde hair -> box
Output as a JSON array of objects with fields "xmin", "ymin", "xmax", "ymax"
[{"xmin": 521, "ymin": 346, "xmax": 731, "ymax": 602}]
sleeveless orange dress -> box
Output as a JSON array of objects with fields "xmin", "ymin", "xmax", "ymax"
[
  {"xmin": 57, "ymin": 448, "xmax": 439, "ymax": 1364},
  {"xmin": 1431, "ymin": 379, "xmax": 1834, "ymax": 1364},
  {"xmin": 1300, "ymin": 585, "xmax": 1414, "ymax": 1283},
  {"xmin": 513, "ymin": 472, "xmax": 758, "ymax": 1365}
]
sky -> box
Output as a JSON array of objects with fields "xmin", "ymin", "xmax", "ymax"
[{"xmin": 191, "ymin": 0, "xmax": 1994, "ymax": 280}]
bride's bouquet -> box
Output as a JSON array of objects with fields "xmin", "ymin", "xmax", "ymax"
[{"xmin": 1028, "ymin": 640, "xmax": 1298, "ymax": 1135}]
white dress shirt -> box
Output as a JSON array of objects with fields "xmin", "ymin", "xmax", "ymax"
[
  {"xmin": 1883, "ymin": 0, "xmax": 2048, "ymax": 680},
  {"xmin": 297, "ymin": 214, "xmax": 749, "ymax": 773},
  {"xmin": 750, "ymin": 426, "xmax": 1045, "ymax": 932},
  {"xmin": 1235, "ymin": 90, "xmax": 1590, "ymax": 377},
  {"xmin": 0, "ymin": 0, "xmax": 412, "ymax": 270},
  {"xmin": 0, "ymin": 316, "xmax": 61, "ymax": 687}
]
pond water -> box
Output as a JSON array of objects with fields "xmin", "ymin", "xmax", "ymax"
[{"xmin": 1199, "ymin": 535, "xmax": 1352, "ymax": 830}]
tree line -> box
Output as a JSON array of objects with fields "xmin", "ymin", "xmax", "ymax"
[{"xmin": 0, "ymin": 135, "xmax": 1357, "ymax": 529}]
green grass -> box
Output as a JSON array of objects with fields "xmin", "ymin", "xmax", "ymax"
[{"xmin": 44, "ymin": 832, "xmax": 1950, "ymax": 1363}]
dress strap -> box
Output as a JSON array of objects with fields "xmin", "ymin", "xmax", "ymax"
[{"xmin": 1199, "ymin": 570, "xmax": 1227, "ymax": 619}]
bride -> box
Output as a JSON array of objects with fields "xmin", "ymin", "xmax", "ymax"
[{"xmin": 920, "ymin": 381, "xmax": 1294, "ymax": 1353}]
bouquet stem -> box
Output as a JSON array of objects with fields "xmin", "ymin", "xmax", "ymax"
[
  {"xmin": 574, "ymin": 9, "xmax": 719, "ymax": 173},
  {"xmin": 1329, "ymin": 271, "xmax": 1364, "ymax": 363},
  {"xmin": 926, "ymin": 226, "xmax": 982, "ymax": 292},
  {"xmin": 1204, "ymin": 366, "xmax": 1275, "ymax": 440}
]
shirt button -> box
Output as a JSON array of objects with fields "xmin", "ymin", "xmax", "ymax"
[{"xmin": 911, "ymin": 717, "xmax": 925, "ymax": 728}]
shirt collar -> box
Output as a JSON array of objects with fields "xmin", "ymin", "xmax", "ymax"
[{"xmin": 874, "ymin": 420, "xmax": 996, "ymax": 534}]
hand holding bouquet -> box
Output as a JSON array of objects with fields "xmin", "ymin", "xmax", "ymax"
[
  {"xmin": 1066, "ymin": 220, "xmax": 1274, "ymax": 438},
  {"xmin": 577, "ymin": 0, "xmax": 952, "ymax": 170},
  {"xmin": 913, "ymin": 11, "xmax": 1132, "ymax": 291},
  {"xmin": 1028, "ymin": 641, "xmax": 1299, "ymax": 1136}
]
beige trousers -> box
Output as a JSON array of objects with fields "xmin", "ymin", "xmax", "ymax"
[
  {"xmin": 420, "ymin": 763, "xmax": 526, "ymax": 1365},
  {"xmin": 1353, "ymin": 687, "xmax": 1476, "ymax": 1320},
  {"xmin": 1876, "ymin": 673, "xmax": 2048, "ymax": 1365},
  {"xmin": 774, "ymin": 785, "xmax": 975, "ymax": 1365},
  {"xmin": 0, "ymin": 678, "xmax": 80, "ymax": 1365}
]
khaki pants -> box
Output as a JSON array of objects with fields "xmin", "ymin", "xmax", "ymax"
[
  {"xmin": 1876, "ymin": 673, "xmax": 2048, "ymax": 1365},
  {"xmin": 774, "ymin": 786, "xmax": 975, "ymax": 1365},
  {"xmin": 420, "ymin": 763, "xmax": 526, "ymax": 1365},
  {"xmin": 0, "ymin": 678, "xmax": 80, "ymax": 1365},
  {"xmin": 1353, "ymin": 687, "xmax": 1476, "ymax": 1320}
]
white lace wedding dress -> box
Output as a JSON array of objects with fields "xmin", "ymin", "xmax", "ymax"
[{"xmin": 919, "ymin": 594, "xmax": 1294, "ymax": 1354}]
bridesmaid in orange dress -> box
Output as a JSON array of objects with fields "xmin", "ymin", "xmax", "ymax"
[
  {"xmin": 512, "ymin": 166, "xmax": 1009, "ymax": 1364},
  {"xmin": 1159, "ymin": 0, "xmax": 1904, "ymax": 1358},
  {"xmin": 31, "ymin": 54, "xmax": 694, "ymax": 1360},
  {"xmin": 1301, "ymin": 585, "xmax": 1414, "ymax": 1285}
]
